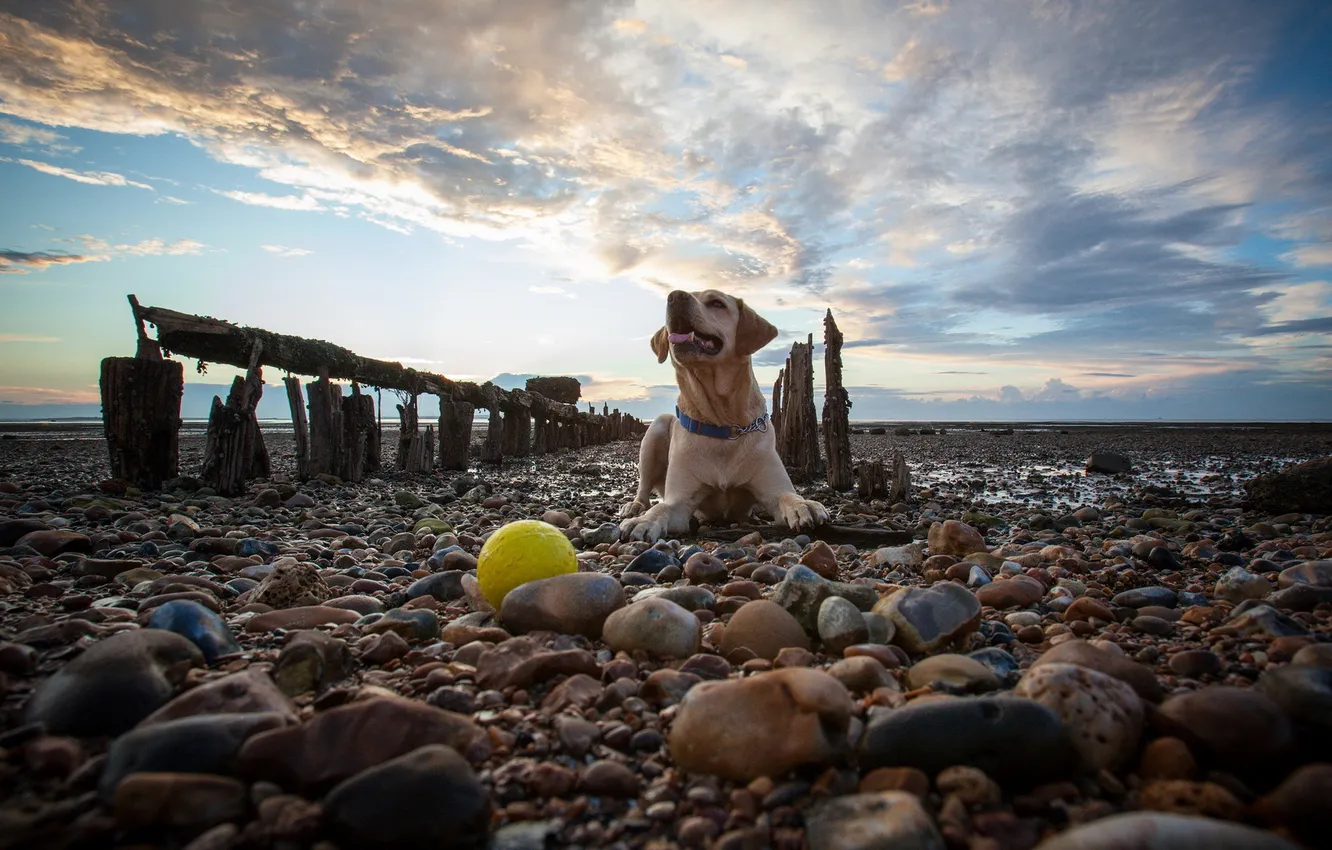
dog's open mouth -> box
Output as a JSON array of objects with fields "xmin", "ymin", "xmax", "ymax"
[{"xmin": 668, "ymin": 329, "xmax": 723, "ymax": 355}]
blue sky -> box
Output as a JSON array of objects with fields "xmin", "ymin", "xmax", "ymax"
[{"xmin": 1, "ymin": 0, "xmax": 1330, "ymax": 421}]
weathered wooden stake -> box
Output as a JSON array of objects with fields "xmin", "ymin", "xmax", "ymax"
[
  {"xmin": 778, "ymin": 334, "xmax": 821, "ymax": 482},
  {"xmin": 502, "ymin": 402, "xmax": 531, "ymax": 457},
  {"xmin": 437, "ymin": 395, "xmax": 474, "ymax": 471},
  {"xmin": 857, "ymin": 460, "xmax": 888, "ymax": 500},
  {"xmin": 100, "ymin": 355, "xmax": 183, "ymax": 489},
  {"xmin": 772, "ymin": 369, "xmax": 785, "ymax": 457},
  {"xmin": 283, "ymin": 376, "xmax": 310, "ymax": 480},
  {"xmin": 822, "ymin": 310, "xmax": 853, "ymax": 491},
  {"xmin": 482, "ymin": 387, "xmax": 504, "ymax": 464},
  {"xmin": 889, "ymin": 450, "xmax": 911, "ymax": 504},
  {"xmin": 340, "ymin": 384, "xmax": 375, "ymax": 482},
  {"xmin": 397, "ymin": 394, "xmax": 435, "ymax": 473},
  {"xmin": 200, "ymin": 342, "xmax": 269, "ymax": 496},
  {"xmin": 306, "ymin": 370, "xmax": 343, "ymax": 478}
]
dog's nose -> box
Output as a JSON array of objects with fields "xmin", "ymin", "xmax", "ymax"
[{"xmin": 667, "ymin": 290, "xmax": 689, "ymax": 306}]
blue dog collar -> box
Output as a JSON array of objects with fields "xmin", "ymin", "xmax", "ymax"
[{"xmin": 675, "ymin": 406, "xmax": 769, "ymax": 440}]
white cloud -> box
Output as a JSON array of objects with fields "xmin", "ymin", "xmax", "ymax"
[
  {"xmin": 7, "ymin": 157, "xmax": 152, "ymax": 189},
  {"xmin": 0, "ymin": 333, "xmax": 60, "ymax": 342},
  {"xmin": 0, "ymin": 118, "xmax": 77, "ymax": 153},
  {"xmin": 530, "ymin": 285, "xmax": 577, "ymax": 298},
  {"xmin": 262, "ymin": 244, "xmax": 313, "ymax": 257},
  {"xmin": 1286, "ymin": 245, "xmax": 1332, "ymax": 268},
  {"xmin": 215, "ymin": 189, "xmax": 323, "ymax": 211}
]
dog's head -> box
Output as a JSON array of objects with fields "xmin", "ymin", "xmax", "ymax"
[{"xmin": 650, "ymin": 289, "xmax": 778, "ymax": 366}]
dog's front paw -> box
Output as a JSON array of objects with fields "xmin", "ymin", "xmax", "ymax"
[
  {"xmin": 779, "ymin": 494, "xmax": 830, "ymax": 531},
  {"xmin": 619, "ymin": 499, "xmax": 647, "ymax": 519},
  {"xmin": 620, "ymin": 511, "xmax": 669, "ymax": 543}
]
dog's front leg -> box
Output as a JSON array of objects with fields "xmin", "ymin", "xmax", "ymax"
[
  {"xmin": 620, "ymin": 414, "xmax": 673, "ymax": 519},
  {"xmin": 620, "ymin": 455, "xmax": 702, "ymax": 542},
  {"xmin": 749, "ymin": 463, "xmax": 831, "ymax": 531}
]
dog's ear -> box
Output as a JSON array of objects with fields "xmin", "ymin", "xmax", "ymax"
[
  {"xmin": 734, "ymin": 299, "xmax": 778, "ymax": 356},
  {"xmin": 650, "ymin": 326, "xmax": 671, "ymax": 363}
]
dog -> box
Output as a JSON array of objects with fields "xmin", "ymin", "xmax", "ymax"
[{"xmin": 619, "ymin": 288, "xmax": 830, "ymax": 541}]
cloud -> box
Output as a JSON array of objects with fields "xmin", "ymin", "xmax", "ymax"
[
  {"xmin": 0, "ymin": 118, "xmax": 77, "ymax": 153},
  {"xmin": 216, "ymin": 190, "xmax": 323, "ymax": 211},
  {"xmin": 262, "ymin": 244, "xmax": 313, "ymax": 257},
  {"xmin": 0, "ymin": 333, "xmax": 61, "ymax": 342},
  {"xmin": 0, "ymin": 248, "xmax": 106, "ymax": 274},
  {"xmin": 530, "ymin": 285, "xmax": 577, "ymax": 298},
  {"xmin": 1286, "ymin": 245, "xmax": 1332, "ymax": 268},
  {"xmin": 0, "ymin": 385, "xmax": 99, "ymax": 404},
  {"xmin": 6, "ymin": 157, "xmax": 152, "ymax": 189}
]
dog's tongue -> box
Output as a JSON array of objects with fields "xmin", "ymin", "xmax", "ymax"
[{"xmin": 668, "ymin": 331, "xmax": 694, "ymax": 344}]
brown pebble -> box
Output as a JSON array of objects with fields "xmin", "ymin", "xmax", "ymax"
[
  {"xmin": 858, "ymin": 766, "xmax": 929, "ymax": 796},
  {"xmin": 1137, "ymin": 736, "xmax": 1198, "ymax": 781}
]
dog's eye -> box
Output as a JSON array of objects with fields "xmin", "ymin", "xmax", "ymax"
[{"xmin": 708, "ymin": 299, "xmax": 725, "ymax": 309}]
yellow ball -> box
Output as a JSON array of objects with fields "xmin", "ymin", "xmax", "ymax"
[{"xmin": 477, "ymin": 519, "xmax": 578, "ymax": 610}]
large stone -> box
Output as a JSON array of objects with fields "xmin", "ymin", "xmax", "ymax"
[
  {"xmin": 858, "ymin": 697, "xmax": 1074, "ymax": 785},
  {"xmin": 669, "ymin": 668, "xmax": 852, "ymax": 782},
  {"xmin": 720, "ymin": 599, "xmax": 809, "ymax": 661},
  {"xmin": 1256, "ymin": 664, "xmax": 1332, "ymax": 756},
  {"xmin": 1086, "ymin": 452, "xmax": 1132, "ymax": 474},
  {"xmin": 601, "ymin": 597, "xmax": 700, "ymax": 659},
  {"xmin": 405, "ymin": 571, "xmax": 466, "ymax": 603},
  {"xmin": 23, "ymin": 630, "xmax": 204, "ymax": 737},
  {"xmin": 1278, "ymin": 561, "xmax": 1332, "ymax": 590},
  {"xmin": 237, "ymin": 697, "xmax": 488, "ymax": 792},
  {"xmin": 1034, "ymin": 812, "xmax": 1300, "ymax": 850},
  {"xmin": 1254, "ymin": 763, "xmax": 1332, "ymax": 849},
  {"xmin": 1155, "ymin": 686, "xmax": 1292, "ymax": 771},
  {"xmin": 246, "ymin": 606, "xmax": 360, "ymax": 632},
  {"xmin": 873, "ymin": 583, "xmax": 981, "ymax": 655},
  {"xmin": 272, "ymin": 631, "xmax": 354, "ymax": 696},
  {"xmin": 818, "ymin": 596, "xmax": 869, "ymax": 655},
  {"xmin": 805, "ymin": 791, "xmax": 944, "ymax": 850},
  {"xmin": 100, "ymin": 712, "xmax": 290, "ymax": 800},
  {"xmin": 114, "ymin": 772, "xmax": 247, "ymax": 831},
  {"xmin": 362, "ymin": 608, "xmax": 440, "ymax": 641},
  {"xmin": 927, "ymin": 521, "xmax": 987, "ymax": 557},
  {"xmin": 975, "ymin": 575, "xmax": 1045, "ymax": 609},
  {"xmin": 147, "ymin": 599, "xmax": 241, "ymax": 664},
  {"xmin": 906, "ymin": 654, "xmax": 1000, "ymax": 693},
  {"xmin": 1215, "ymin": 567, "xmax": 1272, "ymax": 603},
  {"xmin": 474, "ymin": 637, "xmax": 600, "ymax": 690},
  {"xmin": 1032, "ymin": 639, "xmax": 1164, "ymax": 702},
  {"xmin": 15, "ymin": 529, "xmax": 92, "ymax": 557},
  {"xmin": 141, "ymin": 669, "xmax": 298, "ymax": 725},
  {"xmin": 1245, "ymin": 456, "xmax": 1332, "ymax": 515},
  {"xmin": 323, "ymin": 744, "xmax": 490, "ymax": 850},
  {"xmin": 1014, "ymin": 662, "xmax": 1144, "ymax": 771},
  {"xmin": 249, "ymin": 562, "xmax": 329, "ymax": 609}
]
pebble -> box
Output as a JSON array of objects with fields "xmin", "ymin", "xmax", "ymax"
[
  {"xmin": 669, "ymin": 668, "xmax": 852, "ymax": 781},
  {"xmin": 142, "ymin": 668, "xmax": 298, "ymax": 725},
  {"xmin": 245, "ymin": 606, "xmax": 360, "ymax": 632},
  {"xmin": 1034, "ymin": 812, "xmax": 1301, "ymax": 850},
  {"xmin": 1014, "ymin": 662, "xmax": 1144, "ymax": 771},
  {"xmin": 975, "ymin": 575, "xmax": 1045, "ymax": 609},
  {"xmin": 1215, "ymin": 566, "xmax": 1273, "ymax": 603},
  {"xmin": 1155, "ymin": 686, "xmax": 1293, "ymax": 772},
  {"xmin": 114, "ymin": 772, "xmax": 248, "ymax": 831},
  {"xmin": 146, "ymin": 599, "xmax": 241, "ymax": 663},
  {"xmin": 1167, "ymin": 649, "xmax": 1223, "ymax": 678},
  {"xmin": 817, "ymin": 596, "xmax": 869, "ymax": 654},
  {"xmin": 927, "ymin": 520, "xmax": 987, "ymax": 557},
  {"xmin": 323, "ymin": 745, "xmax": 490, "ymax": 849},
  {"xmin": 684, "ymin": 551, "xmax": 729, "ymax": 584},
  {"xmin": 1255, "ymin": 664, "xmax": 1332, "ymax": 750},
  {"xmin": 873, "ymin": 583, "xmax": 981, "ymax": 654},
  {"xmin": 804, "ymin": 791, "xmax": 944, "ymax": 850},
  {"xmin": 1111, "ymin": 586, "xmax": 1177, "ymax": 609},
  {"xmin": 858, "ymin": 697, "xmax": 1074, "ymax": 784},
  {"xmin": 100, "ymin": 712, "xmax": 290, "ymax": 800},
  {"xmin": 1031, "ymin": 639, "xmax": 1164, "ymax": 702},
  {"xmin": 363, "ymin": 608, "xmax": 440, "ymax": 641},
  {"xmin": 720, "ymin": 599, "xmax": 810, "ymax": 661},
  {"xmin": 23, "ymin": 630, "xmax": 203, "ymax": 737},
  {"xmin": 601, "ymin": 597, "xmax": 701, "ymax": 658},
  {"xmin": 906, "ymin": 654, "xmax": 1000, "ymax": 692},
  {"xmin": 499, "ymin": 572, "xmax": 625, "ymax": 638},
  {"xmin": 238, "ymin": 696, "xmax": 487, "ymax": 792},
  {"xmin": 1253, "ymin": 763, "xmax": 1332, "ymax": 847}
]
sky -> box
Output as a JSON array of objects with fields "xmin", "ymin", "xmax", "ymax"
[{"xmin": 1, "ymin": 0, "xmax": 1330, "ymax": 422}]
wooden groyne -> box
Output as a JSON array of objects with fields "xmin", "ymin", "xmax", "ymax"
[{"xmin": 100, "ymin": 296, "xmax": 647, "ymax": 494}]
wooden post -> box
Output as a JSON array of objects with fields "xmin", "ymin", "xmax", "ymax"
[
  {"xmin": 772, "ymin": 369, "xmax": 785, "ymax": 458},
  {"xmin": 857, "ymin": 460, "xmax": 888, "ymax": 500},
  {"xmin": 284, "ymin": 376, "xmax": 310, "ymax": 480},
  {"xmin": 482, "ymin": 387, "xmax": 504, "ymax": 464},
  {"xmin": 822, "ymin": 310, "xmax": 853, "ymax": 491},
  {"xmin": 340, "ymin": 383, "xmax": 375, "ymax": 482},
  {"xmin": 532, "ymin": 411, "xmax": 549, "ymax": 454},
  {"xmin": 501, "ymin": 402, "xmax": 531, "ymax": 457},
  {"xmin": 100, "ymin": 356, "xmax": 183, "ymax": 489},
  {"xmin": 778, "ymin": 334, "xmax": 821, "ymax": 482},
  {"xmin": 396, "ymin": 394, "xmax": 435, "ymax": 473},
  {"xmin": 438, "ymin": 395, "xmax": 474, "ymax": 471},
  {"xmin": 889, "ymin": 450, "xmax": 911, "ymax": 504},
  {"xmin": 201, "ymin": 341, "xmax": 269, "ymax": 496},
  {"xmin": 306, "ymin": 370, "xmax": 343, "ymax": 478}
]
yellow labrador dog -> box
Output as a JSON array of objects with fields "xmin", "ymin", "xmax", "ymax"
[{"xmin": 620, "ymin": 289, "xmax": 830, "ymax": 541}]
